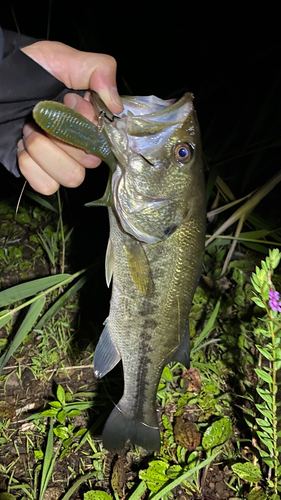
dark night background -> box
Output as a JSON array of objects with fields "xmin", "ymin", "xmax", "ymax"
[{"xmin": 1, "ymin": 3, "xmax": 281, "ymax": 192}]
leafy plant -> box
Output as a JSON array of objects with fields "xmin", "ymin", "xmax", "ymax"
[{"xmin": 248, "ymin": 248, "xmax": 281, "ymax": 498}]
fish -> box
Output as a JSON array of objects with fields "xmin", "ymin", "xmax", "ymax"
[{"xmin": 33, "ymin": 91, "xmax": 206, "ymax": 452}]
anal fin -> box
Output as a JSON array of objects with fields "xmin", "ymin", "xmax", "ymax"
[{"xmin": 94, "ymin": 322, "xmax": 121, "ymax": 378}]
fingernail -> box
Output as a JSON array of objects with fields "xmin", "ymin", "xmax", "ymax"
[
  {"xmin": 110, "ymin": 86, "xmax": 123, "ymax": 110},
  {"xmin": 66, "ymin": 94, "xmax": 77, "ymax": 109},
  {"xmin": 23, "ymin": 123, "xmax": 34, "ymax": 139},
  {"xmin": 17, "ymin": 139, "xmax": 24, "ymax": 152}
]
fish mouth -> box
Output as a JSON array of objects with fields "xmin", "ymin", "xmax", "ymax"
[{"xmin": 92, "ymin": 93, "xmax": 194, "ymax": 166}]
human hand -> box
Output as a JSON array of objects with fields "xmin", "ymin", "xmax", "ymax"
[{"xmin": 17, "ymin": 41, "xmax": 123, "ymax": 195}]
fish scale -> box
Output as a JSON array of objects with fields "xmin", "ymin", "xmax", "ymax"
[{"xmin": 33, "ymin": 92, "xmax": 205, "ymax": 452}]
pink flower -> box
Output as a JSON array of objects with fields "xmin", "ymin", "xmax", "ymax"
[{"xmin": 269, "ymin": 288, "xmax": 281, "ymax": 312}]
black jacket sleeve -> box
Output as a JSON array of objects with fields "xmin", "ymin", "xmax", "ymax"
[{"xmin": 0, "ymin": 28, "xmax": 84, "ymax": 177}]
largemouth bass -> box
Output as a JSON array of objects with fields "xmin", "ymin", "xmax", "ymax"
[{"xmin": 33, "ymin": 92, "xmax": 205, "ymax": 452}]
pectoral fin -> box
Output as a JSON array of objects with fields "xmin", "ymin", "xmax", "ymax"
[
  {"xmin": 85, "ymin": 171, "xmax": 112, "ymax": 207},
  {"xmin": 105, "ymin": 237, "xmax": 114, "ymax": 287},
  {"xmin": 94, "ymin": 322, "xmax": 121, "ymax": 378},
  {"xmin": 124, "ymin": 238, "xmax": 154, "ymax": 296}
]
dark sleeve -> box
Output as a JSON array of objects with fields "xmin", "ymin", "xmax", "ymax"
[
  {"xmin": 0, "ymin": 28, "xmax": 84, "ymax": 177},
  {"xmin": 0, "ymin": 27, "xmax": 3, "ymax": 67}
]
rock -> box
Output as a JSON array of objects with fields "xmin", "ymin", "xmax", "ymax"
[
  {"xmin": 5, "ymin": 371, "xmax": 20, "ymax": 389},
  {"xmin": 43, "ymin": 487, "xmax": 64, "ymax": 500}
]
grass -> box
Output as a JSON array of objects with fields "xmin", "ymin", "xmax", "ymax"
[{"xmin": 0, "ymin": 183, "xmax": 281, "ymax": 500}]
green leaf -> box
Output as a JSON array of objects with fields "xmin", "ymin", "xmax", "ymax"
[
  {"xmin": 202, "ymin": 417, "xmax": 232, "ymax": 451},
  {"xmin": 0, "ymin": 493, "xmax": 17, "ymax": 500},
  {"xmin": 256, "ymin": 388, "xmax": 272, "ymax": 407},
  {"xmin": 53, "ymin": 426, "xmax": 69, "ymax": 440},
  {"xmin": 67, "ymin": 410, "xmax": 82, "ymax": 417},
  {"xmin": 139, "ymin": 460, "xmax": 169, "ymax": 493},
  {"xmin": 252, "ymin": 296, "xmax": 265, "ymax": 308},
  {"xmin": 0, "ymin": 296, "xmax": 46, "ymax": 376},
  {"xmin": 248, "ymin": 486, "xmax": 267, "ymax": 500},
  {"xmin": 259, "ymin": 450, "xmax": 274, "ymax": 468},
  {"xmin": 275, "ymin": 348, "xmax": 281, "ymax": 370},
  {"xmin": 75, "ymin": 428, "xmax": 87, "ymax": 437},
  {"xmin": 231, "ymin": 462, "xmax": 262, "ymax": 482},
  {"xmin": 255, "ymin": 368, "xmax": 273, "ymax": 384},
  {"xmin": 49, "ymin": 401, "xmax": 62, "ymax": 409},
  {"xmin": 261, "ymin": 283, "xmax": 269, "ymax": 300},
  {"xmin": 161, "ymin": 366, "xmax": 174, "ymax": 383},
  {"xmin": 41, "ymin": 409, "xmax": 59, "ymax": 417},
  {"xmin": 57, "ymin": 410, "xmax": 67, "ymax": 423},
  {"xmin": 252, "ymin": 281, "xmax": 261, "ymax": 293},
  {"xmin": 84, "ymin": 492, "xmax": 112, "ymax": 500},
  {"xmin": 255, "ymin": 403, "xmax": 273, "ymax": 421},
  {"xmin": 257, "ymin": 432, "xmax": 274, "ymax": 454},
  {"xmin": 0, "ymin": 275, "xmax": 70, "ymax": 307},
  {"xmin": 34, "ymin": 449, "xmax": 44, "ymax": 460},
  {"xmin": 56, "ymin": 385, "xmax": 66, "ymax": 406},
  {"xmin": 256, "ymin": 419, "xmax": 273, "ymax": 435},
  {"xmin": 256, "ymin": 345, "xmax": 274, "ymax": 361}
]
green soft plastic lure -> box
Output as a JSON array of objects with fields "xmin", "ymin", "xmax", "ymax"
[{"xmin": 33, "ymin": 100, "xmax": 116, "ymax": 206}]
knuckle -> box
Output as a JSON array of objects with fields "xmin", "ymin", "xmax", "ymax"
[{"xmin": 100, "ymin": 54, "xmax": 117, "ymax": 70}]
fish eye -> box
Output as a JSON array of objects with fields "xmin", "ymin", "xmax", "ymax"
[{"xmin": 174, "ymin": 143, "xmax": 192, "ymax": 163}]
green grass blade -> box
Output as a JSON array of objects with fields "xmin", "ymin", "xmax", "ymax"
[
  {"xmin": 60, "ymin": 471, "xmax": 97, "ymax": 500},
  {"xmin": 206, "ymin": 169, "xmax": 281, "ymax": 247},
  {"xmin": 0, "ymin": 275, "xmax": 70, "ymax": 307},
  {"xmin": 207, "ymin": 191, "xmax": 254, "ymax": 219},
  {"xmin": 192, "ymin": 298, "xmax": 221, "ymax": 351},
  {"xmin": 0, "ymin": 295, "xmax": 46, "ymax": 375},
  {"xmin": 38, "ymin": 234, "xmax": 56, "ymax": 266},
  {"xmin": 74, "ymin": 411, "xmax": 110, "ymax": 452},
  {"xmin": 149, "ymin": 450, "xmax": 221, "ymax": 500},
  {"xmin": 0, "ymin": 310, "xmax": 13, "ymax": 328},
  {"xmin": 127, "ymin": 480, "xmax": 147, "ymax": 500},
  {"xmin": 24, "ymin": 190, "xmax": 58, "ymax": 213},
  {"xmin": 35, "ymin": 274, "xmax": 88, "ymax": 330},
  {"xmin": 192, "ymin": 338, "xmax": 220, "ymax": 354},
  {"xmin": 39, "ymin": 418, "xmax": 54, "ymax": 500}
]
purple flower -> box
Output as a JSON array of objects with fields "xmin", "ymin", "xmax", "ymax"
[{"xmin": 269, "ymin": 288, "xmax": 281, "ymax": 312}]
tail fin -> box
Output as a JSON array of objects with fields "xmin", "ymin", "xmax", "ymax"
[{"xmin": 102, "ymin": 403, "xmax": 160, "ymax": 452}]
